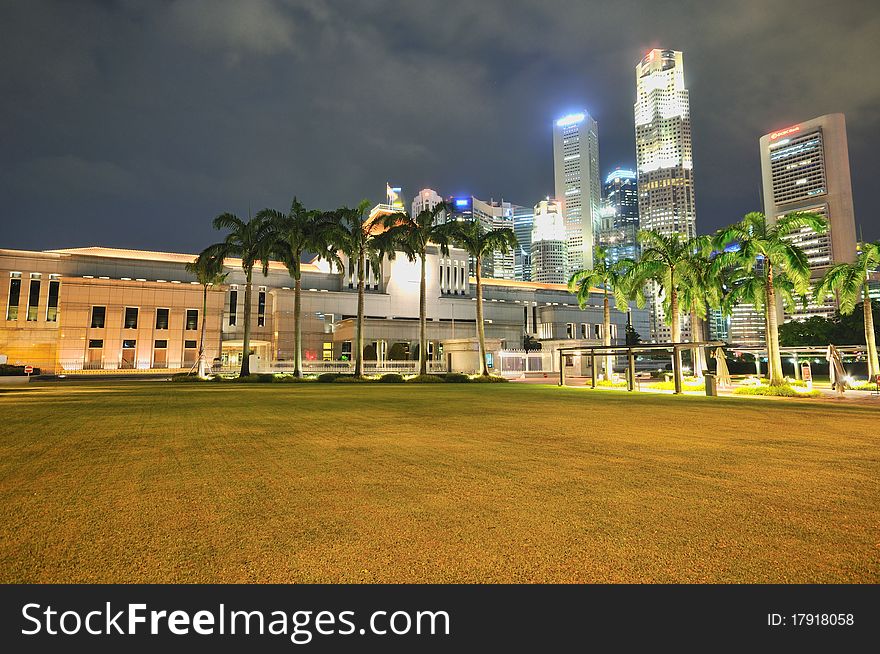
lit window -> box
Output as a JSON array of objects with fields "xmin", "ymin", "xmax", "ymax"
[
  {"xmin": 124, "ymin": 307, "xmax": 138, "ymax": 329},
  {"xmin": 90, "ymin": 306, "xmax": 106, "ymax": 329}
]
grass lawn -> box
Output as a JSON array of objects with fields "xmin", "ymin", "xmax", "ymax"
[{"xmin": 0, "ymin": 381, "xmax": 877, "ymax": 583}]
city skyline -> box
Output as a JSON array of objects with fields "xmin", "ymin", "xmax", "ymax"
[{"xmin": 3, "ymin": 1, "xmax": 879, "ymax": 254}]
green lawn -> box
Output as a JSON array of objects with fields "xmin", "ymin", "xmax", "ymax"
[{"xmin": 1, "ymin": 381, "xmax": 877, "ymax": 583}]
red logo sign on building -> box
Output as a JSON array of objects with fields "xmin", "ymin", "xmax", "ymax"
[{"xmin": 770, "ymin": 125, "xmax": 800, "ymax": 140}]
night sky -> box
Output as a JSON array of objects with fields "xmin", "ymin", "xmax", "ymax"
[{"xmin": 3, "ymin": 0, "xmax": 879, "ymax": 253}]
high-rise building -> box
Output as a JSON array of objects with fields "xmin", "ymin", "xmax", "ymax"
[
  {"xmin": 759, "ymin": 113, "xmax": 858, "ymax": 321},
  {"xmin": 513, "ymin": 204, "xmax": 535, "ymax": 281},
  {"xmin": 446, "ymin": 195, "xmax": 516, "ymax": 280},
  {"xmin": 598, "ymin": 168, "xmax": 640, "ymax": 263},
  {"xmin": 634, "ymin": 48, "xmax": 697, "ymax": 342},
  {"xmin": 412, "ymin": 188, "xmax": 444, "ymax": 218},
  {"xmin": 553, "ymin": 111, "xmax": 601, "ymax": 275},
  {"xmin": 530, "ymin": 199, "xmax": 568, "ymax": 284}
]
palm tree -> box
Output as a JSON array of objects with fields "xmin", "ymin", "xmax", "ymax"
[
  {"xmin": 260, "ymin": 198, "xmax": 337, "ymax": 378},
  {"xmin": 721, "ymin": 267, "xmax": 802, "ymax": 377},
  {"xmin": 199, "ymin": 212, "xmax": 275, "ymax": 377},
  {"xmin": 626, "ymin": 230, "xmax": 698, "ymax": 392},
  {"xmin": 627, "ymin": 230, "xmax": 695, "ymax": 342},
  {"xmin": 438, "ymin": 221, "xmax": 517, "ymax": 376},
  {"xmin": 815, "ymin": 241, "xmax": 880, "ymax": 379},
  {"xmin": 679, "ymin": 236, "xmax": 721, "ymax": 379},
  {"xmin": 325, "ymin": 200, "xmax": 389, "ymax": 377},
  {"xmin": 378, "ymin": 202, "xmax": 450, "ymax": 375},
  {"xmin": 568, "ymin": 246, "xmax": 632, "ymax": 381},
  {"xmin": 185, "ymin": 254, "xmax": 228, "ymax": 378},
  {"xmin": 713, "ymin": 211, "xmax": 827, "ymax": 385}
]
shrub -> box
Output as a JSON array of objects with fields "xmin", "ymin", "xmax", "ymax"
[
  {"xmin": 317, "ymin": 373, "xmax": 340, "ymax": 383},
  {"xmin": 0, "ymin": 364, "xmax": 40, "ymax": 376},
  {"xmin": 470, "ymin": 375, "xmax": 509, "ymax": 383},
  {"xmin": 171, "ymin": 373, "xmax": 203, "ymax": 383},
  {"xmin": 234, "ymin": 374, "xmax": 275, "ymax": 383},
  {"xmin": 442, "ymin": 372, "xmax": 470, "ymax": 383},
  {"xmin": 377, "ymin": 373, "xmax": 405, "ymax": 383},
  {"xmin": 334, "ymin": 375, "xmax": 372, "ymax": 383},
  {"xmin": 596, "ymin": 379, "xmax": 628, "ymax": 388},
  {"xmin": 406, "ymin": 374, "xmax": 445, "ymax": 383},
  {"xmin": 733, "ymin": 384, "xmax": 821, "ymax": 397},
  {"xmin": 272, "ymin": 374, "xmax": 313, "ymax": 383},
  {"xmin": 648, "ymin": 380, "xmax": 705, "ymax": 391}
]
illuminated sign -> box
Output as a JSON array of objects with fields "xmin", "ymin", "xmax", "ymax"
[
  {"xmin": 556, "ymin": 112, "xmax": 586, "ymax": 127},
  {"xmin": 455, "ymin": 198, "xmax": 469, "ymax": 207},
  {"xmin": 769, "ymin": 125, "xmax": 800, "ymax": 140}
]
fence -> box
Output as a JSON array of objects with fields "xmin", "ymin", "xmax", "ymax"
[
  {"xmin": 265, "ymin": 360, "xmax": 448, "ymax": 375},
  {"xmin": 497, "ymin": 350, "xmax": 555, "ymax": 377}
]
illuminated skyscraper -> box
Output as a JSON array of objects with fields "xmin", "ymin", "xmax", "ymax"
[
  {"xmin": 759, "ymin": 113, "xmax": 858, "ymax": 321},
  {"xmin": 634, "ymin": 49, "xmax": 696, "ymax": 341},
  {"xmin": 530, "ymin": 199, "xmax": 568, "ymax": 284},
  {"xmin": 513, "ymin": 204, "xmax": 535, "ymax": 281},
  {"xmin": 553, "ymin": 111, "xmax": 601, "ymax": 275},
  {"xmin": 598, "ymin": 168, "xmax": 640, "ymax": 264}
]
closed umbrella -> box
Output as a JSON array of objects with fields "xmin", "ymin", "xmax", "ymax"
[
  {"xmin": 713, "ymin": 347, "xmax": 732, "ymax": 388},
  {"xmin": 825, "ymin": 344, "xmax": 848, "ymax": 395}
]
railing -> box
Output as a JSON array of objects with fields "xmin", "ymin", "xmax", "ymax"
[
  {"xmin": 266, "ymin": 360, "xmax": 447, "ymax": 375},
  {"xmin": 60, "ymin": 359, "xmax": 448, "ymax": 376},
  {"xmin": 59, "ymin": 361, "xmax": 184, "ymax": 375}
]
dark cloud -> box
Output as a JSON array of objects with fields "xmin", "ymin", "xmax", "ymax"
[{"xmin": 2, "ymin": 0, "xmax": 879, "ymax": 251}]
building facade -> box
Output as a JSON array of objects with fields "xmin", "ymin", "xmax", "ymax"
[
  {"xmin": 759, "ymin": 113, "xmax": 858, "ymax": 321},
  {"xmin": 411, "ymin": 188, "xmax": 444, "ymax": 218},
  {"xmin": 553, "ymin": 112, "xmax": 601, "ymax": 275},
  {"xmin": 445, "ymin": 195, "xmax": 518, "ymax": 280},
  {"xmin": 513, "ymin": 204, "xmax": 535, "ymax": 282},
  {"xmin": 1, "ymin": 244, "xmax": 649, "ymax": 375},
  {"xmin": 634, "ymin": 48, "xmax": 697, "ymax": 342},
  {"xmin": 530, "ymin": 200, "xmax": 568, "ymax": 284},
  {"xmin": 598, "ymin": 168, "xmax": 640, "ymax": 264}
]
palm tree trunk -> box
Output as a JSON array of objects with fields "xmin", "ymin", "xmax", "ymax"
[
  {"xmin": 690, "ymin": 309, "xmax": 705, "ymax": 379},
  {"xmin": 355, "ymin": 253, "xmax": 365, "ymax": 377},
  {"xmin": 863, "ymin": 289, "xmax": 879, "ymax": 379},
  {"xmin": 294, "ymin": 276, "xmax": 302, "ymax": 378},
  {"xmin": 476, "ymin": 259, "xmax": 489, "ymax": 376},
  {"xmin": 603, "ymin": 289, "xmax": 612, "ymax": 380},
  {"xmin": 765, "ymin": 263, "xmax": 784, "ymax": 385},
  {"xmin": 241, "ymin": 267, "xmax": 253, "ymax": 377},
  {"xmin": 669, "ymin": 283, "xmax": 680, "ymax": 342},
  {"xmin": 419, "ymin": 251, "xmax": 427, "ymax": 376},
  {"xmin": 197, "ymin": 284, "xmax": 208, "ymax": 377},
  {"xmin": 670, "ymin": 284, "xmax": 682, "ymax": 390}
]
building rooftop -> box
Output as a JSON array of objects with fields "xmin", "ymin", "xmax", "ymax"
[{"xmin": 46, "ymin": 246, "xmax": 324, "ymax": 272}]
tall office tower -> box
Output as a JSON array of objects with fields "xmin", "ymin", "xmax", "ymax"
[
  {"xmin": 634, "ymin": 48, "xmax": 697, "ymax": 341},
  {"xmin": 513, "ymin": 204, "xmax": 535, "ymax": 281},
  {"xmin": 759, "ymin": 113, "xmax": 858, "ymax": 321},
  {"xmin": 412, "ymin": 188, "xmax": 444, "ymax": 218},
  {"xmin": 597, "ymin": 168, "xmax": 640, "ymax": 263},
  {"xmin": 446, "ymin": 195, "xmax": 516, "ymax": 279},
  {"xmin": 553, "ymin": 111, "xmax": 601, "ymax": 275},
  {"xmin": 530, "ymin": 199, "xmax": 568, "ymax": 284}
]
